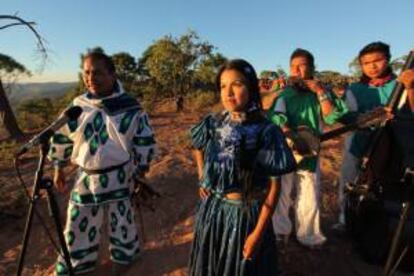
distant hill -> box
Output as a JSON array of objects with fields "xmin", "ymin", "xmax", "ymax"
[{"xmin": 7, "ymin": 82, "xmax": 77, "ymax": 106}]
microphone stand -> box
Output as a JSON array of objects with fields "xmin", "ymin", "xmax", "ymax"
[{"xmin": 16, "ymin": 135, "xmax": 74, "ymax": 276}]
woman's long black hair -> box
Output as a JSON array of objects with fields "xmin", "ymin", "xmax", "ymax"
[{"xmin": 216, "ymin": 59, "xmax": 266, "ymax": 205}]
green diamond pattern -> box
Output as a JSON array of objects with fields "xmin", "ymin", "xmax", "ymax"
[
  {"xmin": 117, "ymin": 201, "xmax": 126, "ymax": 216},
  {"xmin": 93, "ymin": 112, "xmax": 103, "ymax": 131},
  {"xmin": 99, "ymin": 128, "xmax": 109, "ymax": 145},
  {"xmin": 127, "ymin": 210, "xmax": 132, "ymax": 224},
  {"xmin": 56, "ymin": 262, "xmax": 68, "ymax": 274},
  {"xmin": 83, "ymin": 176, "xmax": 90, "ymax": 190},
  {"xmin": 119, "ymin": 111, "xmax": 136, "ymax": 134},
  {"xmin": 117, "ymin": 168, "xmax": 126, "ymax": 184},
  {"xmin": 91, "ymin": 206, "xmax": 99, "ymax": 217},
  {"xmin": 89, "ymin": 136, "xmax": 99, "ymax": 155},
  {"xmin": 68, "ymin": 119, "xmax": 78, "ymax": 133},
  {"xmin": 64, "ymin": 147, "xmax": 73, "ymax": 159},
  {"xmin": 67, "ymin": 231, "xmax": 75, "ymax": 246},
  {"xmin": 53, "ymin": 134, "xmax": 72, "ymax": 144},
  {"xmin": 88, "ymin": 226, "xmax": 97, "ymax": 242},
  {"xmin": 84, "ymin": 123, "xmax": 94, "ymax": 140},
  {"xmin": 110, "ymin": 212, "xmax": 118, "ymax": 232},
  {"xmin": 70, "ymin": 206, "xmax": 80, "ymax": 221},
  {"xmin": 121, "ymin": 225, "xmax": 128, "ymax": 239},
  {"xmin": 143, "ymin": 115, "xmax": 150, "ymax": 129},
  {"xmin": 136, "ymin": 117, "xmax": 144, "ymax": 134},
  {"xmin": 79, "ymin": 217, "xmax": 89, "ymax": 232},
  {"xmin": 99, "ymin": 174, "xmax": 108, "ymax": 188}
]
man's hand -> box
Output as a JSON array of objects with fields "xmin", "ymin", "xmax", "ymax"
[
  {"xmin": 398, "ymin": 69, "xmax": 414, "ymax": 90},
  {"xmin": 357, "ymin": 106, "xmax": 394, "ymax": 129},
  {"xmin": 54, "ymin": 167, "xmax": 66, "ymax": 193},
  {"xmin": 304, "ymin": 80, "xmax": 325, "ymax": 95}
]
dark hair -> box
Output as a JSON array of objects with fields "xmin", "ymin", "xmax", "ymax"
[
  {"xmin": 290, "ymin": 48, "xmax": 315, "ymax": 70},
  {"xmin": 358, "ymin": 41, "xmax": 391, "ymax": 62},
  {"xmin": 216, "ymin": 59, "xmax": 262, "ymax": 111},
  {"xmin": 84, "ymin": 51, "xmax": 116, "ymax": 74}
]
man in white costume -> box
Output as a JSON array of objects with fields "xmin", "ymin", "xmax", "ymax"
[{"xmin": 49, "ymin": 51, "xmax": 155, "ymax": 275}]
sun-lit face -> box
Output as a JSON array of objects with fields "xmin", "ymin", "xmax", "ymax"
[
  {"xmin": 359, "ymin": 52, "xmax": 389, "ymax": 80},
  {"xmin": 220, "ymin": 69, "xmax": 250, "ymax": 112},
  {"xmin": 83, "ymin": 57, "xmax": 116, "ymax": 96},
  {"xmin": 290, "ymin": 56, "xmax": 313, "ymax": 80}
]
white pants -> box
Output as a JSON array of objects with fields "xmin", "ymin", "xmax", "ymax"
[
  {"xmin": 272, "ymin": 166, "xmax": 326, "ymax": 246},
  {"xmin": 55, "ymin": 199, "xmax": 140, "ymax": 275},
  {"xmin": 337, "ymin": 135, "xmax": 360, "ymax": 224}
]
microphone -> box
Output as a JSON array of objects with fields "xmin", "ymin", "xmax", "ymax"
[{"xmin": 17, "ymin": 106, "xmax": 83, "ymax": 156}]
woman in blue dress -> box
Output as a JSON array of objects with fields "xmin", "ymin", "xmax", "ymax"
[{"xmin": 189, "ymin": 59, "xmax": 296, "ymax": 275}]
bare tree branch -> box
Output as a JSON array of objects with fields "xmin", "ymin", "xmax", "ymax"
[
  {"xmin": 0, "ymin": 21, "xmax": 36, "ymax": 31},
  {"xmin": 0, "ymin": 15, "xmax": 48, "ymax": 71}
]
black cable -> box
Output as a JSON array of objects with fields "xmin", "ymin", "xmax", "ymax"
[{"xmin": 14, "ymin": 156, "xmax": 64, "ymax": 258}]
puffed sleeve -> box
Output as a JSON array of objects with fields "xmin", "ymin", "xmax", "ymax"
[
  {"xmin": 190, "ymin": 114, "xmax": 214, "ymax": 150},
  {"xmin": 256, "ymin": 123, "xmax": 296, "ymax": 177}
]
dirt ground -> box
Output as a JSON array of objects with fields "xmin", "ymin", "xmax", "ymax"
[{"xmin": 0, "ymin": 102, "xmax": 412, "ymax": 276}]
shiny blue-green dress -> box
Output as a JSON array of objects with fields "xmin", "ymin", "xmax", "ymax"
[{"xmin": 189, "ymin": 113, "xmax": 296, "ymax": 276}]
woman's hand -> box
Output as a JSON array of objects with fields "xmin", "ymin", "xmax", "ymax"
[
  {"xmin": 243, "ymin": 231, "xmax": 261, "ymax": 260},
  {"xmin": 199, "ymin": 187, "xmax": 210, "ymax": 199}
]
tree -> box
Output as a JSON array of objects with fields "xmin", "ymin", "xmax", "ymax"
[
  {"xmin": 316, "ymin": 70, "xmax": 350, "ymax": 88},
  {"xmin": 111, "ymin": 52, "xmax": 140, "ymax": 93},
  {"xmin": 193, "ymin": 53, "xmax": 226, "ymax": 90},
  {"xmin": 139, "ymin": 30, "xmax": 219, "ymax": 98},
  {"xmin": 0, "ymin": 15, "xmax": 48, "ymax": 139},
  {"xmin": 0, "ymin": 54, "xmax": 30, "ymax": 138},
  {"xmin": 348, "ymin": 56, "xmax": 361, "ymax": 77}
]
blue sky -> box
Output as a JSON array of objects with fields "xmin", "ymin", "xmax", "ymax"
[{"xmin": 1, "ymin": 0, "xmax": 413, "ymax": 83}]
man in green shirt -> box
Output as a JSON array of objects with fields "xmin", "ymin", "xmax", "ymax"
[{"xmin": 269, "ymin": 49, "xmax": 347, "ymax": 247}]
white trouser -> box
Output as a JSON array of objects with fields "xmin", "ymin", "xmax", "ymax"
[
  {"xmin": 337, "ymin": 138, "xmax": 360, "ymax": 225},
  {"xmin": 272, "ymin": 165, "xmax": 326, "ymax": 246}
]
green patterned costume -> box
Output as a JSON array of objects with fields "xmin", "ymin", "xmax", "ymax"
[{"xmin": 49, "ymin": 81, "xmax": 156, "ymax": 275}]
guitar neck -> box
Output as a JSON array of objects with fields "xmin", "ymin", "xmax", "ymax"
[{"xmin": 320, "ymin": 123, "xmax": 358, "ymax": 142}]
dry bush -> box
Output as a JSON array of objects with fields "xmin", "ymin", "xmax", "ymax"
[{"xmin": 0, "ymin": 140, "xmax": 19, "ymax": 168}]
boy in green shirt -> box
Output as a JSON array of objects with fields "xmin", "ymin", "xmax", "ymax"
[
  {"xmin": 334, "ymin": 42, "xmax": 412, "ymax": 230},
  {"xmin": 269, "ymin": 49, "xmax": 347, "ymax": 247}
]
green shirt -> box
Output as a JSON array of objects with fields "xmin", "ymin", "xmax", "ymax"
[
  {"xmin": 267, "ymin": 86, "xmax": 347, "ymax": 171},
  {"xmin": 344, "ymin": 79, "xmax": 396, "ymax": 158}
]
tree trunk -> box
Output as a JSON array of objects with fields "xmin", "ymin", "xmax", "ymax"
[{"xmin": 0, "ymin": 79, "xmax": 24, "ymax": 139}]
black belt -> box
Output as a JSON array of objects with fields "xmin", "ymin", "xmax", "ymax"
[{"xmin": 81, "ymin": 160, "xmax": 130, "ymax": 175}]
